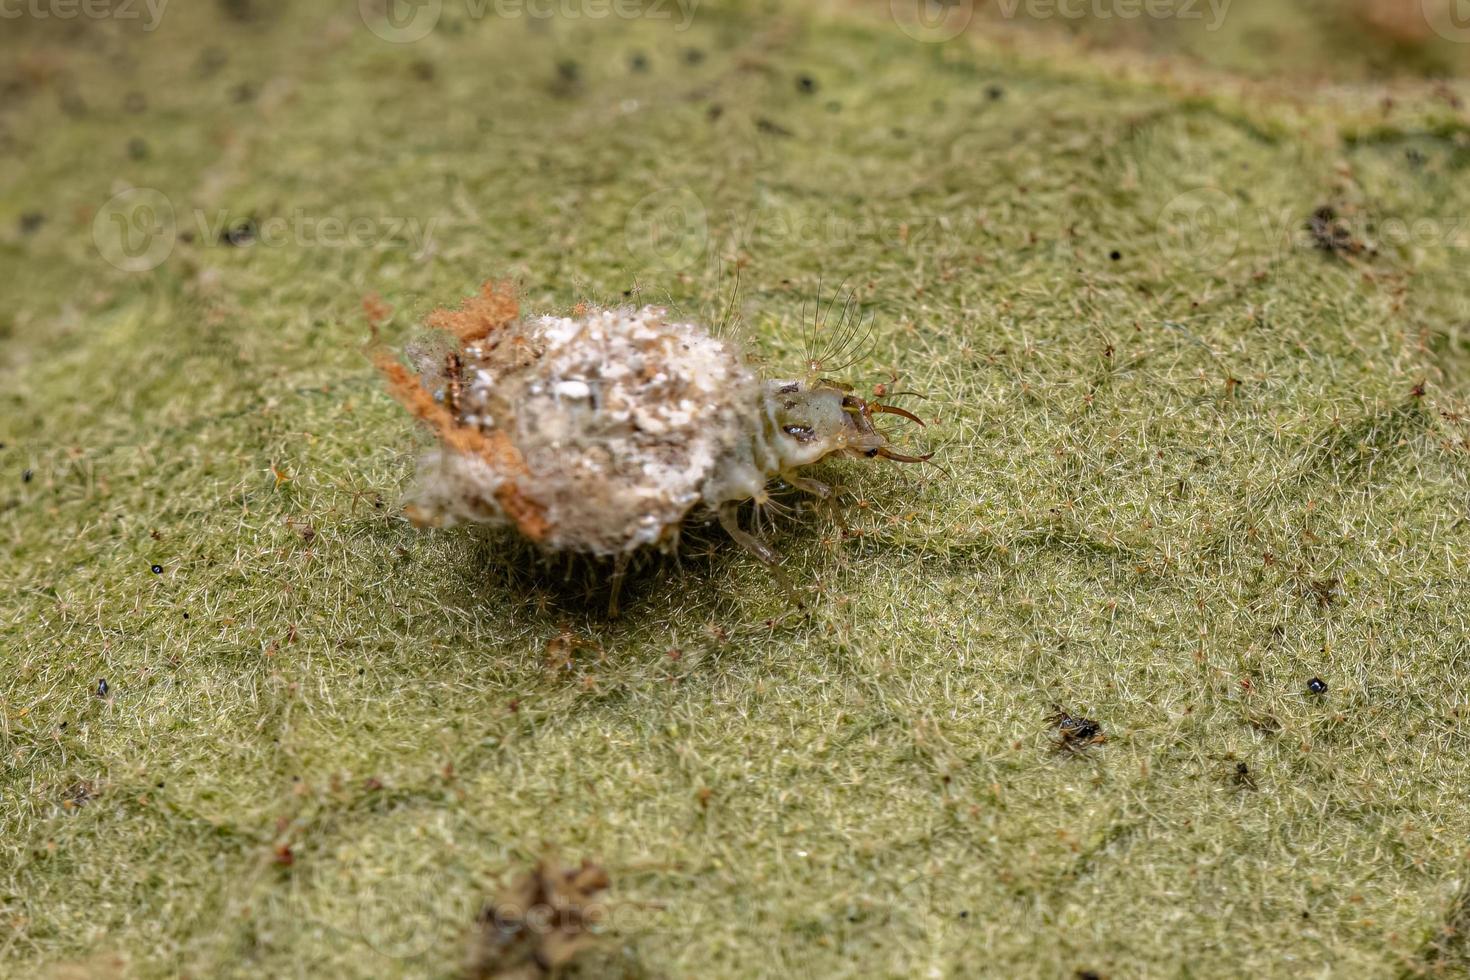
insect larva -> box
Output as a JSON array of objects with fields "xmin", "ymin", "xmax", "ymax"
[{"xmin": 376, "ymin": 280, "xmax": 929, "ymax": 610}]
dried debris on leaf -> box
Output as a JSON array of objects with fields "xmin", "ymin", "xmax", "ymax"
[
  {"xmin": 1306, "ymin": 205, "xmax": 1371, "ymax": 258},
  {"xmin": 544, "ymin": 626, "xmax": 597, "ymax": 674},
  {"xmin": 1299, "ymin": 574, "xmax": 1341, "ymax": 610},
  {"xmin": 465, "ymin": 857, "xmax": 610, "ymax": 980},
  {"xmin": 1046, "ymin": 707, "xmax": 1105, "ymax": 753},
  {"xmin": 61, "ymin": 782, "xmax": 94, "ymax": 811}
]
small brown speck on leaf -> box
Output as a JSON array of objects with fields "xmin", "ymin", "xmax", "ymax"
[
  {"xmin": 465, "ymin": 856, "xmax": 610, "ymax": 980},
  {"xmin": 1303, "ymin": 576, "xmax": 1340, "ymax": 609},
  {"xmin": 544, "ymin": 628, "xmax": 593, "ymax": 672},
  {"xmin": 62, "ymin": 782, "xmax": 94, "ymax": 810},
  {"xmin": 1307, "ymin": 205, "xmax": 1368, "ymax": 257},
  {"xmin": 1047, "ymin": 707, "xmax": 1105, "ymax": 753}
]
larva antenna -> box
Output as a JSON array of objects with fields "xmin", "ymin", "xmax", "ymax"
[
  {"xmin": 802, "ymin": 278, "xmax": 876, "ymax": 383},
  {"xmin": 701, "ymin": 255, "xmax": 745, "ymax": 339},
  {"xmin": 717, "ymin": 261, "xmax": 744, "ymax": 338},
  {"xmin": 698, "ymin": 256, "xmax": 757, "ymax": 365}
]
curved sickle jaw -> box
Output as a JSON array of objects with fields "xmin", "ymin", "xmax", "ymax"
[
  {"xmin": 869, "ymin": 403, "xmax": 925, "ymax": 427},
  {"xmin": 877, "ymin": 447, "xmax": 935, "ymax": 464}
]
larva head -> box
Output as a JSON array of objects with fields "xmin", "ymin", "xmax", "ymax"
[{"xmin": 766, "ymin": 379, "xmax": 931, "ymax": 470}]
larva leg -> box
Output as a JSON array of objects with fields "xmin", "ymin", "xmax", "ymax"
[
  {"xmin": 718, "ymin": 502, "xmax": 802, "ymax": 607},
  {"xmin": 718, "ymin": 501, "xmax": 781, "ymax": 565},
  {"xmin": 786, "ymin": 473, "xmax": 847, "ymax": 533},
  {"xmin": 608, "ymin": 552, "xmax": 630, "ymax": 618},
  {"xmin": 787, "ymin": 475, "xmax": 831, "ymax": 500},
  {"xmin": 661, "ymin": 522, "xmax": 684, "ymax": 573}
]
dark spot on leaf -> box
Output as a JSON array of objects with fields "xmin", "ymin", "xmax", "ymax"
[
  {"xmin": 198, "ymin": 47, "xmax": 228, "ymax": 77},
  {"xmin": 1307, "ymin": 204, "xmax": 1367, "ymax": 257},
  {"xmin": 1047, "ymin": 707, "xmax": 1105, "ymax": 751},
  {"xmin": 60, "ymin": 89, "xmax": 87, "ymax": 117},
  {"xmin": 221, "ymin": 219, "xmax": 257, "ymax": 247},
  {"xmin": 219, "ymin": 0, "xmax": 259, "ymax": 21}
]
